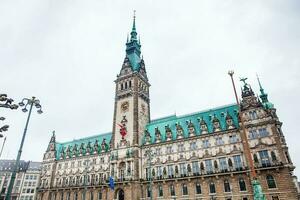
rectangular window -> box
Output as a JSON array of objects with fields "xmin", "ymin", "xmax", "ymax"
[
  {"xmin": 259, "ymin": 150, "xmax": 271, "ymax": 167},
  {"xmin": 167, "ymin": 165, "xmax": 174, "ymax": 178},
  {"xmin": 216, "ymin": 137, "xmax": 224, "ymax": 145},
  {"xmin": 249, "ymin": 130, "xmax": 258, "ymax": 139},
  {"xmin": 166, "ymin": 146, "xmax": 173, "ymax": 154},
  {"xmin": 205, "ymin": 160, "xmax": 213, "ymax": 173},
  {"xmin": 146, "ymin": 168, "xmax": 150, "ymax": 180},
  {"xmin": 219, "ymin": 157, "xmax": 228, "ymax": 172},
  {"xmin": 179, "ymin": 163, "xmax": 187, "ymax": 176},
  {"xmin": 156, "ymin": 166, "xmax": 162, "ymax": 179},
  {"xmin": 178, "ymin": 144, "xmax": 184, "ymax": 152},
  {"xmin": 190, "ymin": 142, "xmax": 197, "ymax": 150},
  {"xmin": 258, "ymin": 128, "xmax": 269, "ymax": 137},
  {"xmin": 233, "ymin": 155, "xmax": 243, "ymax": 170},
  {"xmin": 229, "ymin": 135, "xmax": 237, "ymax": 143},
  {"xmin": 192, "ymin": 161, "xmax": 200, "ymax": 175},
  {"xmin": 202, "ymin": 140, "xmax": 210, "ymax": 148},
  {"xmin": 155, "ymin": 148, "xmax": 161, "ymax": 155}
]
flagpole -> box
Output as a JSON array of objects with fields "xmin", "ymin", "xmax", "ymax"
[{"xmin": 228, "ymin": 70, "xmax": 266, "ymax": 200}]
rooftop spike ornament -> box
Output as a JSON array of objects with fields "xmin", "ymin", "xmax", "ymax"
[
  {"xmin": 256, "ymin": 74, "xmax": 274, "ymax": 109},
  {"xmin": 228, "ymin": 70, "xmax": 266, "ymax": 200}
]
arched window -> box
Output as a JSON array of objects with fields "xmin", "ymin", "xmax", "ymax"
[
  {"xmin": 125, "ymin": 82, "xmax": 128, "ymax": 89},
  {"xmin": 271, "ymin": 151, "xmax": 277, "ymax": 162},
  {"xmin": 182, "ymin": 183, "xmax": 188, "ymax": 195},
  {"xmin": 250, "ymin": 111, "xmax": 258, "ymax": 120},
  {"xmin": 239, "ymin": 178, "xmax": 247, "ymax": 191},
  {"xmin": 195, "ymin": 182, "xmax": 201, "ymax": 194},
  {"xmin": 214, "ymin": 160, "xmax": 218, "ymax": 169},
  {"xmin": 228, "ymin": 158, "xmax": 233, "ymax": 168},
  {"xmin": 170, "ymin": 184, "xmax": 176, "ymax": 196},
  {"xmin": 158, "ymin": 184, "xmax": 163, "ymax": 197},
  {"xmin": 90, "ymin": 191, "xmax": 94, "ymax": 200},
  {"xmin": 121, "ymin": 83, "xmax": 123, "ymax": 90},
  {"xmin": 224, "ymin": 179, "xmax": 231, "ymax": 192},
  {"xmin": 253, "ymin": 153, "xmax": 259, "ymax": 163},
  {"xmin": 66, "ymin": 192, "xmax": 70, "ymax": 200},
  {"xmin": 129, "ymin": 80, "xmax": 132, "ymax": 88},
  {"xmin": 200, "ymin": 162, "xmax": 205, "ymax": 171},
  {"xmin": 74, "ymin": 192, "xmax": 78, "ymax": 200},
  {"xmin": 146, "ymin": 186, "xmax": 151, "ymax": 198},
  {"xmin": 98, "ymin": 191, "xmax": 102, "ymax": 200},
  {"xmin": 209, "ymin": 182, "xmax": 216, "ymax": 194},
  {"xmin": 266, "ymin": 175, "xmax": 277, "ymax": 188},
  {"xmin": 60, "ymin": 192, "xmax": 64, "ymax": 200}
]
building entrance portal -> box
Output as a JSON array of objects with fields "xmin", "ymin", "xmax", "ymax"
[{"xmin": 116, "ymin": 189, "xmax": 124, "ymax": 200}]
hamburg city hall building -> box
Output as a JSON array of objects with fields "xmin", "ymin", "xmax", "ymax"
[{"xmin": 37, "ymin": 16, "xmax": 300, "ymax": 200}]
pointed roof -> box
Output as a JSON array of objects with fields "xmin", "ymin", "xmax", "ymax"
[
  {"xmin": 143, "ymin": 104, "xmax": 239, "ymax": 145},
  {"xmin": 125, "ymin": 11, "xmax": 142, "ymax": 72},
  {"xmin": 256, "ymin": 74, "xmax": 274, "ymax": 109}
]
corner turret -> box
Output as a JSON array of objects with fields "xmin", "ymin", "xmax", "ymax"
[
  {"xmin": 256, "ymin": 74, "xmax": 274, "ymax": 109},
  {"xmin": 43, "ymin": 131, "xmax": 57, "ymax": 161}
]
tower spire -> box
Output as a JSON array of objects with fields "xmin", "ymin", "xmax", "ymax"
[
  {"xmin": 256, "ymin": 74, "xmax": 265, "ymax": 95},
  {"xmin": 124, "ymin": 11, "xmax": 143, "ymax": 72},
  {"xmin": 256, "ymin": 74, "xmax": 274, "ymax": 109},
  {"xmin": 130, "ymin": 10, "xmax": 138, "ymax": 41}
]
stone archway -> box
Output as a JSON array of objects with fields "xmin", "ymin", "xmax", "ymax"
[{"xmin": 115, "ymin": 189, "xmax": 124, "ymax": 200}]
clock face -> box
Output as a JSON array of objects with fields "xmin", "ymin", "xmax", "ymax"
[{"xmin": 121, "ymin": 101, "xmax": 129, "ymax": 112}]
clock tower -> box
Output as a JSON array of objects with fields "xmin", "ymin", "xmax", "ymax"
[{"xmin": 112, "ymin": 14, "xmax": 150, "ymax": 149}]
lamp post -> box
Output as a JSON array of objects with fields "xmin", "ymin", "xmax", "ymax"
[
  {"xmin": 145, "ymin": 149, "xmax": 154, "ymax": 200},
  {"xmin": 5, "ymin": 96, "xmax": 42, "ymax": 200},
  {"xmin": 228, "ymin": 71, "xmax": 266, "ymax": 200},
  {"xmin": 0, "ymin": 94, "xmax": 18, "ymax": 136}
]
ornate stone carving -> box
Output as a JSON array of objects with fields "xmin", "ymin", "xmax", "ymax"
[
  {"xmin": 198, "ymin": 117, "xmax": 208, "ymax": 134},
  {"xmin": 212, "ymin": 114, "xmax": 221, "ymax": 132},
  {"xmin": 155, "ymin": 127, "xmax": 161, "ymax": 143},
  {"xmin": 176, "ymin": 123, "xmax": 184, "ymax": 139},
  {"xmin": 186, "ymin": 120, "xmax": 196, "ymax": 136},
  {"xmin": 144, "ymin": 130, "xmax": 151, "ymax": 144},
  {"xmin": 226, "ymin": 112, "xmax": 235, "ymax": 130},
  {"xmin": 165, "ymin": 125, "xmax": 172, "ymax": 141}
]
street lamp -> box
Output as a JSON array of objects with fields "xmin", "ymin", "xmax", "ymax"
[
  {"xmin": 0, "ymin": 94, "xmax": 18, "ymax": 135},
  {"xmin": 5, "ymin": 96, "xmax": 43, "ymax": 200}
]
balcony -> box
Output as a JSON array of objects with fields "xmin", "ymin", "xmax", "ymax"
[{"xmin": 143, "ymin": 162, "xmax": 285, "ymax": 183}]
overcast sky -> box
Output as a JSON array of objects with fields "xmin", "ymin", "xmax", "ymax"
[{"xmin": 1, "ymin": 0, "xmax": 299, "ymax": 177}]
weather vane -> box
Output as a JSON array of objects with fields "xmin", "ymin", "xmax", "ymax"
[{"xmin": 239, "ymin": 77, "xmax": 248, "ymax": 86}]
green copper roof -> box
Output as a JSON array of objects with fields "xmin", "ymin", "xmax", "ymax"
[
  {"xmin": 142, "ymin": 104, "xmax": 239, "ymax": 145},
  {"xmin": 125, "ymin": 14, "xmax": 142, "ymax": 72},
  {"xmin": 256, "ymin": 75, "xmax": 274, "ymax": 109},
  {"xmin": 56, "ymin": 132, "xmax": 112, "ymax": 160}
]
